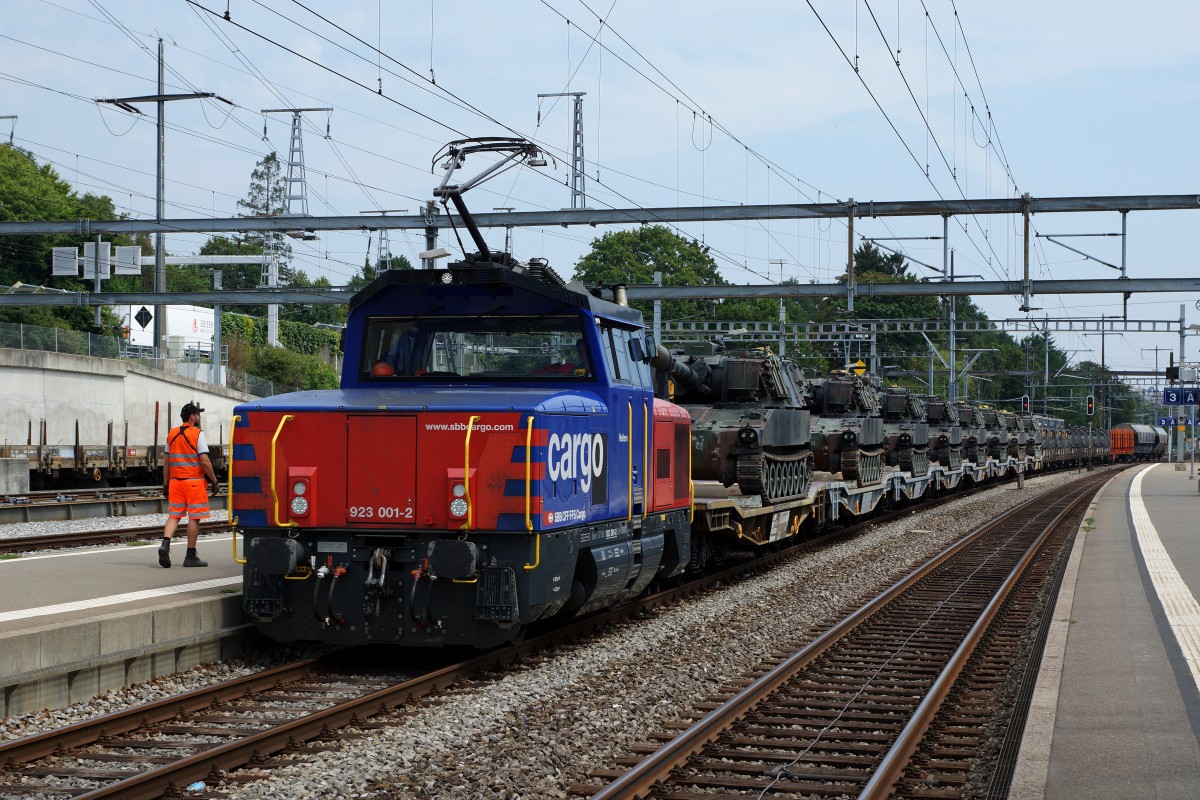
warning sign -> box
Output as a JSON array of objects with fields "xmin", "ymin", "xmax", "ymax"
[{"xmin": 852, "ymin": 359, "xmax": 867, "ymax": 376}]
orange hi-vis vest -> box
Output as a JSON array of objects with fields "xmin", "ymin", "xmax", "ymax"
[{"xmin": 167, "ymin": 423, "xmax": 203, "ymax": 480}]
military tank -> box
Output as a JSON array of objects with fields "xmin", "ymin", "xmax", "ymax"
[
  {"xmin": 1016, "ymin": 412, "xmax": 1041, "ymax": 462},
  {"xmin": 807, "ymin": 372, "xmax": 885, "ymax": 486},
  {"xmin": 652, "ymin": 343, "xmax": 814, "ymax": 504},
  {"xmin": 880, "ymin": 387, "xmax": 930, "ymax": 476},
  {"xmin": 977, "ymin": 406, "xmax": 1011, "ymax": 461},
  {"xmin": 997, "ymin": 410, "xmax": 1025, "ymax": 460},
  {"xmin": 952, "ymin": 401, "xmax": 988, "ymax": 466},
  {"xmin": 923, "ymin": 395, "xmax": 963, "ymax": 470}
]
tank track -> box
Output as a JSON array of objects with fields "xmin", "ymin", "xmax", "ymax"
[
  {"xmin": 841, "ymin": 446, "xmax": 884, "ymax": 486},
  {"xmin": 736, "ymin": 448, "xmax": 814, "ymax": 504},
  {"xmin": 899, "ymin": 446, "xmax": 930, "ymax": 477},
  {"xmin": 942, "ymin": 446, "xmax": 963, "ymax": 471}
]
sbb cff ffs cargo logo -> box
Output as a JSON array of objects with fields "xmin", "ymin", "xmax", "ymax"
[{"xmin": 544, "ymin": 432, "xmax": 608, "ymax": 525}]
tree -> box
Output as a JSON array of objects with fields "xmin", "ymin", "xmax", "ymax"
[
  {"xmin": 573, "ymin": 225, "xmax": 728, "ymax": 325},
  {"xmin": 0, "ymin": 144, "xmax": 134, "ymax": 335},
  {"xmin": 237, "ymin": 152, "xmax": 293, "ymax": 276},
  {"xmin": 348, "ymin": 252, "xmax": 414, "ymax": 289}
]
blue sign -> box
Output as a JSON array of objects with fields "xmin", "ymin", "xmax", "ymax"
[
  {"xmin": 1163, "ymin": 387, "xmax": 1200, "ymax": 405},
  {"xmin": 1160, "ymin": 417, "xmax": 1176, "ymax": 426}
]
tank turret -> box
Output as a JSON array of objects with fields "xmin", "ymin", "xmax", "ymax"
[
  {"xmin": 880, "ymin": 387, "xmax": 930, "ymax": 476},
  {"xmin": 652, "ymin": 344, "xmax": 813, "ymax": 503},
  {"xmin": 808, "ymin": 372, "xmax": 885, "ymax": 486}
]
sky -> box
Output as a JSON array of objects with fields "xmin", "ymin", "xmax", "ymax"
[{"xmin": 4, "ymin": 0, "xmax": 1200, "ymax": 383}]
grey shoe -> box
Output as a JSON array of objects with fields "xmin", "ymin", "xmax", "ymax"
[
  {"xmin": 183, "ymin": 554, "xmax": 208, "ymax": 568},
  {"xmin": 158, "ymin": 539, "xmax": 171, "ymax": 568}
]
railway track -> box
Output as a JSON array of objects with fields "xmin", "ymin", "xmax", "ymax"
[
  {"xmin": 0, "ymin": 471, "xmax": 1040, "ymax": 798},
  {"xmin": 0, "ymin": 519, "xmax": 231, "ymax": 555},
  {"xmin": 0, "ymin": 487, "xmax": 228, "ymax": 526},
  {"xmin": 577, "ymin": 468, "xmax": 1115, "ymax": 799},
  {"xmin": 0, "ymin": 470, "xmax": 1106, "ymax": 797}
]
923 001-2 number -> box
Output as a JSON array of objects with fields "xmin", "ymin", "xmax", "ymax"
[{"xmin": 347, "ymin": 505, "xmax": 414, "ymax": 520}]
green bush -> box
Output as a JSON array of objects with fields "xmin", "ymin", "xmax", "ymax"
[{"xmin": 247, "ymin": 345, "xmax": 338, "ymax": 391}]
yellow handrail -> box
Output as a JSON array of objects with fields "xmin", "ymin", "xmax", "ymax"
[
  {"xmin": 626, "ymin": 401, "xmax": 633, "ymax": 522},
  {"xmin": 523, "ymin": 415, "xmax": 534, "ymax": 532},
  {"xmin": 230, "ymin": 415, "xmax": 246, "ymax": 564},
  {"xmin": 270, "ymin": 415, "xmax": 298, "ymax": 528},
  {"xmin": 642, "ymin": 400, "xmax": 649, "ymax": 520},
  {"xmin": 523, "ymin": 533, "xmax": 541, "ymax": 572},
  {"xmin": 522, "ymin": 415, "xmax": 540, "ymax": 572},
  {"xmin": 460, "ymin": 415, "xmax": 481, "ymax": 532}
]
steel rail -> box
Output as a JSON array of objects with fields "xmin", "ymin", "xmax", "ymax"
[
  {"xmin": 859, "ymin": 474, "xmax": 1104, "ymax": 798},
  {"xmin": 0, "ymin": 657, "xmax": 326, "ymax": 766},
  {"xmin": 589, "ymin": 469, "xmax": 1115, "ymax": 799},
  {"xmin": 0, "ymin": 519, "xmax": 230, "ymax": 554}
]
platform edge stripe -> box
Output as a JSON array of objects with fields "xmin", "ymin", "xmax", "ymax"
[
  {"xmin": 0, "ymin": 577, "xmax": 241, "ymax": 622},
  {"xmin": 1129, "ymin": 464, "xmax": 1200, "ymax": 694}
]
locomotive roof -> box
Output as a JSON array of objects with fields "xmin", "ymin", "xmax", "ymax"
[
  {"xmin": 349, "ymin": 262, "xmax": 644, "ymax": 326},
  {"xmin": 236, "ymin": 386, "xmax": 610, "ymax": 414}
]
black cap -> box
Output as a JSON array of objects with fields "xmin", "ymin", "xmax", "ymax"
[{"xmin": 180, "ymin": 402, "xmax": 205, "ymax": 420}]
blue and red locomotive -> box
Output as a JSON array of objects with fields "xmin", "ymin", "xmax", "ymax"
[{"xmin": 232, "ymin": 261, "xmax": 694, "ymax": 647}]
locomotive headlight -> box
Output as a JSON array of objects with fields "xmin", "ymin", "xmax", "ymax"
[
  {"xmin": 292, "ymin": 481, "xmax": 307, "ymax": 496},
  {"xmin": 290, "ymin": 496, "xmax": 309, "ymax": 516},
  {"xmin": 737, "ymin": 427, "xmax": 758, "ymax": 446},
  {"xmin": 451, "ymin": 483, "xmax": 466, "ymax": 498},
  {"xmin": 449, "ymin": 497, "xmax": 468, "ymax": 517}
]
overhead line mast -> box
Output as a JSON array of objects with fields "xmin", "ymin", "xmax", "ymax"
[{"xmin": 96, "ymin": 38, "xmax": 232, "ymax": 359}]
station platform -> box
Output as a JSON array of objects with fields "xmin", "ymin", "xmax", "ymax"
[
  {"xmin": 0, "ymin": 534, "xmax": 254, "ymax": 716},
  {"xmin": 1013, "ymin": 463, "xmax": 1200, "ymax": 798}
]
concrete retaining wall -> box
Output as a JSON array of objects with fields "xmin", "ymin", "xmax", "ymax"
[
  {"xmin": 0, "ymin": 349, "xmax": 256, "ymax": 449},
  {"xmin": 0, "ymin": 594, "xmax": 262, "ymax": 716},
  {"xmin": 0, "ymin": 457, "xmax": 30, "ymax": 493}
]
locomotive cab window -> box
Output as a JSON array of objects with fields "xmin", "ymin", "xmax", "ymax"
[{"xmin": 361, "ymin": 315, "xmax": 593, "ymax": 381}]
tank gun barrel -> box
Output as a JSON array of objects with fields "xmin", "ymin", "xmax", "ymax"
[{"xmin": 651, "ymin": 344, "xmax": 708, "ymax": 391}]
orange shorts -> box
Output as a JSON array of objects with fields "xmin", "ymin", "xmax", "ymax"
[{"xmin": 168, "ymin": 479, "xmax": 210, "ymax": 520}]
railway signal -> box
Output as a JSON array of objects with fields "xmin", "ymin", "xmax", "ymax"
[
  {"xmin": 1020, "ymin": 394, "xmax": 1030, "ymax": 412},
  {"xmin": 1086, "ymin": 394, "xmax": 1095, "ymax": 416}
]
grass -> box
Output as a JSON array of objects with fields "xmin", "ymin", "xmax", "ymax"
[
  {"xmin": 219, "ymin": 587, "xmax": 238, "ymax": 594},
  {"xmin": 0, "ymin": 553, "xmax": 22, "ymax": 560},
  {"xmin": 126, "ymin": 540, "xmax": 153, "ymax": 547}
]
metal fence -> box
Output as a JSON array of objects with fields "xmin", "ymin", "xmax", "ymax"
[{"xmin": 0, "ymin": 321, "xmax": 277, "ymax": 397}]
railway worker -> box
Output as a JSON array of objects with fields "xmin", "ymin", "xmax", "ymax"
[{"xmin": 158, "ymin": 402, "xmax": 220, "ymax": 568}]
